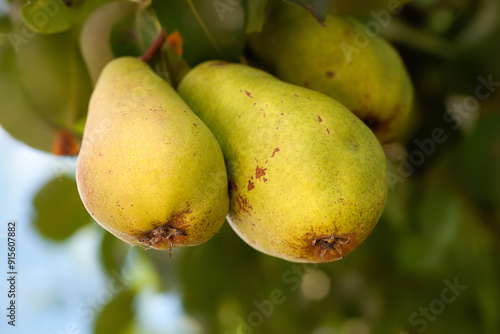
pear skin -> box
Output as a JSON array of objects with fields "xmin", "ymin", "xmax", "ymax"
[
  {"xmin": 248, "ymin": 6, "xmax": 414, "ymax": 144},
  {"xmin": 178, "ymin": 61, "xmax": 388, "ymax": 263},
  {"xmin": 76, "ymin": 57, "xmax": 229, "ymax": 251}
]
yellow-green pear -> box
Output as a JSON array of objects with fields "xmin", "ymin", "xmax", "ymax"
[
  {"xmin": 76, "ymin": 57, "xmax": 229, "ymax": 252},
  {"xmin": 178, "ymin": 61, "xmax": 388, "ymax": 263},
  {"xmin": 248, "ymin": 6, "xmax": 414, "ymax": 143}
]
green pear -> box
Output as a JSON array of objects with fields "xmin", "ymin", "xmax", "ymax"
[
  {"xmin": 76, "ymin": 57, "xmax": 229, "ymax": 252},
  {"xmin": 178, "ymin": 61, "xmax": 388, "ymax": 263},
  {"xmin": 248, "ymin": 6, "xmax": 414, "ymax": 144}
]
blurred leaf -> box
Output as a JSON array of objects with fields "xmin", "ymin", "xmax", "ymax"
[
  {"xmin": 21, "ymin": 0, "xmax": 78, "ymax": 34},
  {"xmin": 179, "ymin": 224, "xmax": 269, "ymax": 332},
  {"xmin": 134, "ymin": 5, "xmax": 158, "ymax": 54},
  {"xmin": 80, "ymin": 0, "xmax": 138, "ymax": 84},
  {"xmin": 0, "ymin": 27, "xmax": 57, "ymax": 152},
  {"xmin": 397, "ymin": 191, "xmax": 461, "ymax": 271},
  {"xmin": 152, "ymin": 0, "xmax": 246, "ymax": 66},
  {"xmin": 20, "ymin": 0, "xmax": 117, "ymax": 34},
  {"xmin": 33, "ymin": 176, "xmax": 91, "ymax": 241},
  {"xmin": 463, "ymin": 113, "xmax": 500, "ymax": 206},
  {"xmin": 161, "ymin": 42, "xmax": 191, "ymax": 88},
  {"xmin": 126, "ymin": 248, "xmax": 162, "ymax": 292},
  {"xmin": 94, "ymin": 289, "xmax": 136, "ymax": 334},
  {"xmin": 282, "ymin": 0, "xmax": 331, "ymax": 23},
  {"xmin": 109, "ymin": 6, "xmax": 158, "ymax": 59},
  {"xmin": 109, "ymin": 13, "xmax": 143, "ymax": 58},
  {"xmin": 382, "ymin": 161, "xmax": 414, "ymax": 231},
  {"xmin": 108, "ymin": 6, "xmax": 183, "ymax": 87},
  {"xmin": 100, "ymin": 231, "xmax": 130, "ymax": 276},
  {"xmin": 382, "ymin": 19, "xmax": 456, "ymax": 59},
  {"xmin": 73, "ymin": 0, "xmax": 116, "ymax": 24},
  {"xmin": 143, "ymin": 247, "xmax": 181, "ymax": 292},
  {"xmin": 244, "ymin": 0, "xmax": 268, "ymax": 33},
  {"xmin": 475, "ymin": 250, "xmax": 500, "ymax": 334},
  {"xmin": 15, "ymin": 28, "xmax": 92, "ymax": 134}
]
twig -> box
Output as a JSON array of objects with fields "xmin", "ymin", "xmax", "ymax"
[{"xmin": 140, "ymin": 29, "xmax": 167, "ymax": 64}]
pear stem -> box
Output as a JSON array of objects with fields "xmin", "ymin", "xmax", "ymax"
[{"xmin": 140, "ymin": 29, "xmax": 167, "ymax": 64}]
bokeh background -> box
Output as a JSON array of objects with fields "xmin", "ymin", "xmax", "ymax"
[{"xmin": 1, "ymin": 0, "xmax": 500, "ymax": 333}]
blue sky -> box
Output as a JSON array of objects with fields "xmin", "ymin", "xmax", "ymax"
[{"xmin": 0, "ymin": 127, "xmax": 105, "ymax": 334}]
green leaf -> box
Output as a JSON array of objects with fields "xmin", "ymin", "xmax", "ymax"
[
  {"xmin": 32, "ymin": 176, "xmax": 91, "ymax": 241},
  {"xmin": 100, "ymin": 231, "xmax": 130, "ymax": 277},
  {"xmin": 94, "ymin": 289, "xmax": 136, "ymax": 334},
  {"xmin": 244, "ymin": 0, "xmax": 268, "ymax": 33},
  {"xmin": 126, "ymin": 248, "xmax": 162, "ymax": 292},
  {"xmin": 134, "ymin": 6, "xmax": 158, "ymax": 55},
  {"xmin": 161, "ymin": 42, "xmax": 191, "ymax": 88},
  {"xmin": 15, "ymin": 28, "xmax": 92, "ymax": 134},
  {"xmin": 80, "ymin": 0, "xmax": 138, "ymax": 84},
  {"xmin": 152, "ymin": 0, "xmax": 246, "ymax": 66},
  {"xmin": 108, "ymin": 7, "xmax": 188, "ymax": 86},
  {"xmin": 179, "ymin": 224, "xmax": 261, "ymax": 329},
  {"xmin": 109, "ymin": 6, "xmax": 158, "ymax": 59},
  {"xmin": 20, "ymin": 0, "xmax": 116, "ymax": 34},
  {"xmin": 109, "ymin": 13, "xmax": 143, "ymax": 58},
  {"xmin": 0, "ymin": 28, "xmax": 57, "ymax": 152},
  {"xmin": 21, "ymin": 0, "xmax": 79, "ymax": 34},
  {"xmin": 282, "ymin": 0, "xmax": 331, "ymax": 23}
]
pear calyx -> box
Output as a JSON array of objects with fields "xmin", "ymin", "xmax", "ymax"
[{"xmin": 312, "ymin": 234, "xmax": 351, "ymax": 259}]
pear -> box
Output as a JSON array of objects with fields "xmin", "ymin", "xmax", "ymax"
[
  {"xmin": 178, "ymin": 61, "xmax": 388, "ymax": 263},
  {"xmin": 248, "ymin": 6, "xmax": 414, "ymax": 144},
  {"xmin": 329, "ymin": 0, "xmax": 411, "ymax": 16},
  {"xmin": 76, "ymin": 57, "xmax": 229, "ymax": 252}
]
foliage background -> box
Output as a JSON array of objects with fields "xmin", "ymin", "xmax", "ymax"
[{"xmin": 1, "ymin": 0, "xmax": 500, "ymax": 333}]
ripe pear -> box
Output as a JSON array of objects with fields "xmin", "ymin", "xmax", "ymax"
[
  {"xmin": 178, "ymin": 61, "xmax": 388, "ymax": 263},
  {"xmin": 248, "ymin": 6, "xmax": 414, "ymax": 144},
  {"xmin": 76, "ymin": 57, "xmax": 229, "ymax": 252}
]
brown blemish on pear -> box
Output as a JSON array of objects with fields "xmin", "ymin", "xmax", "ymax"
[
  {"xmin": 247, "ymin": 6, "xmax": 414, "ymax": 143},
  {"xmin": 178, "ymin": 61, "xmax": 387, "ymax": 263},
  {"xmin": 75, "ymin": 57, "xmax": 229, "ymax": 255},
  {"xmin": 255, "ymin": 166, "xmax": 266, "ymax": 179}
]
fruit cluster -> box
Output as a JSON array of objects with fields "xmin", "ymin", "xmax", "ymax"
[{"xmin": 76, "ymin": 6, "xmax": 413, "ymax": 264}]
